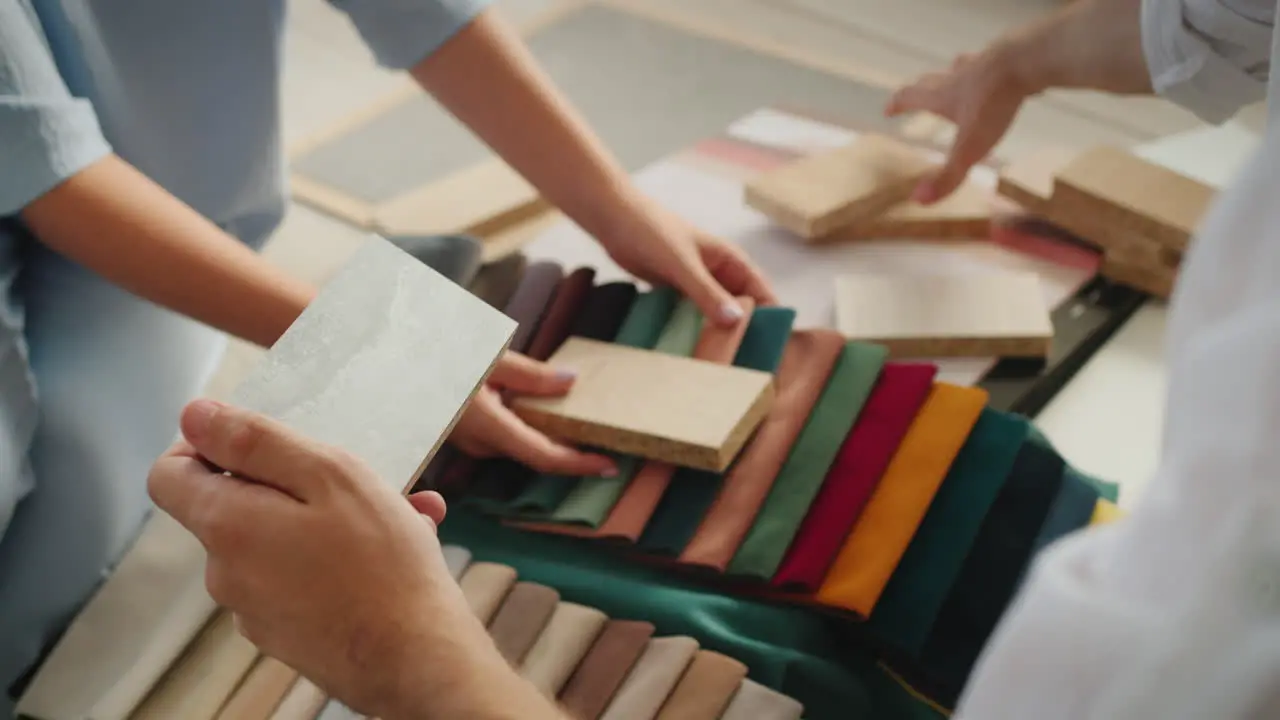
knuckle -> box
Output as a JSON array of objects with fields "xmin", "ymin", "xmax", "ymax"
[
  {"xmin": 224, "ymin": 415, "xmax": 267, "ymax": 465},
  {"xmin": 201, "ymin": 506, "xmax": 249, "ymax": 556}
]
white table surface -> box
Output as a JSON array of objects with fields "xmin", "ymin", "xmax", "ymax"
[{"xmin": 1035, "ymin": 120, "xmax": 1261, "ymax": 505}]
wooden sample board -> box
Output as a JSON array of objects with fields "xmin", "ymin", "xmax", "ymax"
[
  {"xmin": 829, "ymin": 179, "xmax": 993, "ymax": 240},
  {"xmin": 834, "ymin": 273, "xmax": 1054, "ymax": 358},
  {"xmin": 744, "ymin": 133, "xmax": 936, "ymax": 238},
  {"xmin": 512, "ymin": 338, "xmax": 775, "ymax": 472},
  {"xmin": 19, "ymin": 238, "xmax": 516, "ymax": 720},
  {"xmin": 996, "ymin": 146, "xmax": 1076, "ymax": 213}
]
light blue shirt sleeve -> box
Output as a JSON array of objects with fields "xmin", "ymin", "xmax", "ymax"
[
  {"xmin": 0, "ymin": 2, "xmax": 112, "ymax": 217},
  {"xmin": 1140, "ymin": 0, "xmax": 1274, "ymax": 124},
  {"xmin": 329, "ymin": 0, "xmax": 493, "ymax": 70}
]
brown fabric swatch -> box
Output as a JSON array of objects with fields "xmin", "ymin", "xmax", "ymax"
[
  {"xmin": 504, "ymin": 261, "xmax": 565, "ymax": 354},
  {"xmin": 487, "ymin": 582, "xmax": 561, "ymax": 666},
  {"xmin": 458, "ymin": 562, "xmax": 518, "ymax": 625},
  {"xmin": 655, "ymin": 650, "xmax": 748, "ymax": 720},
  {"xmin": 679, "ymin": 330, "xmax": 845, "ymax": 570},
  {"xmin": 214, "ymin": 657, "xmax": 298, "ymax": 720},
  {"xmin": 468, "ymin": 253, "xmax": 529, "ymax": 310},
  {"xmin": 559, "ymin": 620, "xmax": 657, "ymax": 720},
  {"xmin": 524, "ymin": 267, "xmax": 596, "ymax": 361},
  {"xmin": 720, "ymin": 679, "xmax": 804, "ymax": 720},
  {"xmin": 520, "ymin": 602, "xmax": 609, "ymax": 697},
  {"xmin": 600, "ymin": 636, "xmax": 700, "ymax": 720}
]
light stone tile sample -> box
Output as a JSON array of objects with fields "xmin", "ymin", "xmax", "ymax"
[{"xmin": 19, "ymin": 238, "xmax": 514, "ymax": 720}]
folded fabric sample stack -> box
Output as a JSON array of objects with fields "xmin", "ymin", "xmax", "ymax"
[{"xmin": 432, "ymin": 258, "xmax": 1126, "ymax": 713}]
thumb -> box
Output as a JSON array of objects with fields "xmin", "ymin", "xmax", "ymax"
[
  {"xmin": 676, "ymin": 266, "xmax": 745, "ymax": 328},
  {"xmin": 179, "ymin": 399, "xmax": 323, "ymax": 501},
  {"xmin": 488, "ymin": 352, "xmax": 576, "ymax": 397},
  {"xmin": 407, "ymin": 490, "xmax": 447, "ymax": 527}
]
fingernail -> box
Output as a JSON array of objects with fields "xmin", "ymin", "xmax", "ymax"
[
  {"xmin": 719, "ymin": 302, "xmax": 744, "ymax": 324},
  {"xmin": 555, "ymin": 368, "xmax": 577, "ymax": 382},
  {"xmin": 600, "ymin": 464, "xmax": 620, "ymax": 478},
  {"xmin": 183, "ymin": 399, "xmax": 222, "ymax": 440},
  {"xmin": 911, "ymin": 184, "xmax": 935, "ymax": 203}
]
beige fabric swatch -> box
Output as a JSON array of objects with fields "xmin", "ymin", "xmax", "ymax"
[
  {"xmin": 519, "ymin": 602, "xmax": 608, "ymax": 697},
  {"xmin": 441, "ymin": 545, "xmax": 473, "ymax": 580},
  {"xmin": 459, "ymin": 562, "xmax": 519, "ymax": 625},
  {"xmin": 215, "ymin": 656, "xmax": 300, "ymax": 720},
  {"xmin": 131, "ymin": 611, "xmax": 257, "ymax": 720},
  {"xmin": 487, "ymin": 582, "xmax": 561, "ymax": 665},
  {"xmin": 600, "ymin": 636, "xmax": 700, "ymax": 720},
  {"xmin": 269, "ymin": 677, "xmax": 329, "ymax": 720},
  {"xmin": 654, "ymin": 650, "xmax": 748, "ymax": 720},
  {"xmin": 720, "ymin": 679, "xmax": 804, "ymax": 720}
]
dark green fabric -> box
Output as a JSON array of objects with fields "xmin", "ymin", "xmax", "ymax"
[
  {"xmin": 1024, "ymin": 422, "xmax": 1119, "ymax": 502},
  {"xmin": 727, "ymin": 342, "xmax": 888, "ymax": 579},
  {"xmin": 635, "ymin": 307, "xmax": 797, "ymax": 555},
  {"xmin": 439, "ymin": 507, "xmax": 944, "ymax": 720},
  {"xmin": 1029, "ymin": 466, "xmax": 1099, "ymax": 555},
  {"xmin": 868, "ymin": 409, "xmax": 1027, "ymax": 654},
  {"xmin": 547, "ymin": 298, "xmax": 704, "ymax": 526},
  {"xmin": 496, "ymin": 287, "xmax": 677, "ymax": 517}
]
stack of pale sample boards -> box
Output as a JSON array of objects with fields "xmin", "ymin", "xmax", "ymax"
[{"xmin": 744, "ymin": 133, "xmax": 1056, "ymax": 360}]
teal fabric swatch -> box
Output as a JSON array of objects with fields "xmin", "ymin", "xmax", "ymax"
[
  {"xmin": 1029, "ymin": 466, "xmax": 1099, "ymax": 555},
  {"xmin": 1024, "ymin": 422, "xmax": 1119, "ymax": 502},
  {"xmin": 636, "ymin": 307, "xmax": 797, "ymax": 555},
  {"xmin": 499, "ymin": 288, "xmax": 680, "ymax": 517},
  {"xmin": 547, "ymin": 299, "xmax": 704, "ymax": 526},
  {"xmin": 727, "ymin": 342, "xmax": 888, "ymax": 579},
  {"xmin": 867, "ymin": 409, "xmax": 1026, "ymax": 654}
]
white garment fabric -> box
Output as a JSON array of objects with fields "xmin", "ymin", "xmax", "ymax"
[{"xmin": 956, "ymin": 2, "xmax": 1280, "ymax": 718}]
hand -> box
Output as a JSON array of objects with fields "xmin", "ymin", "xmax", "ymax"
[
  {"xmin": 600, "ymin": 198, "xmax": 777, "ymax": 327},
  {"xmin": 886, "ymin": 46, "xmax": 1032, "ymax": 203},
  {"xmin": 449, "ymin": 351, "xmax": 617, "ymax": 476}
]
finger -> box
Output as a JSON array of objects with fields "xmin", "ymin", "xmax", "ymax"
[
  {"xmin": 148, "ymin": 452, "xmax": 287, "ymax": 553},
  {"xmin": 700, "ymin": 241, "xmax": 778, "ymax": 306},
  {"xmin": 912, "ymin": 124, "xmax": 993, "ymax": 204},
  {"xmin": 488, "ymin": 352, "xmax": 576, "ymax": 396},
  {"xmin": 674, "ymin": 264, "xmax": 744, "ymax": 328},
  {"xmin": 487, "ymin": 407, "xmax": 617, "ymax": 476},
  {"xmin": 408, "ymin": 491, "xmax": 448, "ymax": 527},
  {"xmin": 885, "ymin": 75, "xmax": 948, "ymax": 118},
  {"xmin": 179, "ymin": 399, "xmax": 325, "ymax": 501}
]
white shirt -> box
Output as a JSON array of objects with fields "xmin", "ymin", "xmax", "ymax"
[{"xmin": 955, "ymin": 2, "xmax": 1280, "ymax": 717}]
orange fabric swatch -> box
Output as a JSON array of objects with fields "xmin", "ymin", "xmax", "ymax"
[
  {"xmin": 816, "ymin": 383, "xmax": 987, "ymax": 616},
  {"xmin": 679, "ymin": 330, "xmax": 845, "ymax": 571},
  {"xmin": 510, "ymin": 297, "xmax": 753, "ymax": 541},
  {"xmin": 1090, "ymin": 498, "xmax": 1125, "ymax": 525}
]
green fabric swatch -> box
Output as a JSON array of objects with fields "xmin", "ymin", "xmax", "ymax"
[
  {"xmin": 727, "ymin": 342, "xmax": 888, "ymax": 579},
  {"xmin": 867, "ymin": 409, "xmax": 1027, "ymax": 654},
  {"xmin": 546, "ymin": 299, "xmax": 704, "ymax": 526},
  {"xmin": 440, "ymin": 507, "xmax": 946, "ymax": 720},
  {"xmin": 1029, "ymin": 466, "xmax": 1099, "ymax": 555},
  {"xmin": 636, "ymin": 307, "xmax": 797, "ymax": 555},
  {"xmin": 499, "ymin": 288, "xmax": 681, "ymax": 517},
  {"xmin": 1024, "ymin": 422, "xmax": 1120, "ymax": 502}
]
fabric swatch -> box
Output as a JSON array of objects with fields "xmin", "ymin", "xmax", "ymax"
[
  {"xmin": 600, "ymin": 636, "xmax": 700, "ymax": 720},
  {"xmin": 772, "ymin": 363, "xmax": 938, "ymax": 591},
  {"xmin": 214, "ymin": 657, "xmax": 297, "ymax": 720},
  {"xmin": 720, "ymin": 679, "xmax": 805, "ymax": 720},
  {"xmin": 487, "ymin": 582, "xmax": 561, "ymax": 666},
  {"xmin": 520, "ymin": 602, "xmax": 609, "ymax": 697},
  {"xmin": 1029, "ymin": 466, "xmax": 1099, "ymax": 554},
  {"xmin": 728, "ymin": 341, "xmax": 889, "ymax": 579},
  {"xmin": 920, "ymin": 440, "xmax": 1067, "ymax": 702},
  {"xmin": 677, "ymin": 329, "xmax": 841, "ymax": 570},
  {"xmin": 547, "ymin": 299, "xmax": 705, "ymax": 526},
  {"xmin": 867, "ymin": 409, "xmax": 1027, "ymax": 653},
  {"xmin": 655, "ymin": 650, "xmax": 748, "ymax": 720},
  {"xmin": 1091, "ymin": 498, "xmax": 1124, "ymax": 525},
  {"xmin": 468, "ymin": 253, "xmax": 529, "ymax": 310},
  {"xmin": 559, "ymin": 620, "xmax": 656, "ymax": 720},
  {"xmin": 441, "ymin": 545, "xmax": 473, "ymax": 581},
  {"xmin": 633, "ymin": 307, "xmax": 797, "ymax": 555},
  {"xmin": 460, "ymin": 268, "xmax": 598, "ymax": 509},
  {"xmin": 458, "ymin": 562, "xmax": 518, "ymax": 626},
  {"xmin": 1024, "ymin": 423, "xmax": 1120, "ymax": 503},
  {"xmin": 814, "ymin": 383, "xmax": 988, "ymax": 614},
  {"xmin": 504, "ymin": 261, "xmax": 565, "ymax": 354}
]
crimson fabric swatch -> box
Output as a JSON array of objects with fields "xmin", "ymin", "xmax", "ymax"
[
  {"xmin": 919, "ymin": 440, "xmax": 1066, "ymax": 705},
  {"xmin": 771, "ymin": 363, "xmax": 937, "ymax": 590}
]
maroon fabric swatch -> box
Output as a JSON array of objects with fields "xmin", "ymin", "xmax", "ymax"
[{"xmin": 771, "ymin": 362, "xmax": 938, "ymax": 590}]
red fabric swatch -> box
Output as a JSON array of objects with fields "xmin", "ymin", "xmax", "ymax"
[{"xmin": 771, "ymin": 362, "xmax": 937, "ymax": 590}]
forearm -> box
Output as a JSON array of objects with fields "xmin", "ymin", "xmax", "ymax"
[
  {"xmin": 21, "ymin": 154, "xmax": 315, "ymax": 348},
  {"xmin": 410, "ymin": 9, "xmax": 648, "ymax": 244},
  {"xmin": 995, "ymin": 0, "xmax": 1151, "ymax": 97}
]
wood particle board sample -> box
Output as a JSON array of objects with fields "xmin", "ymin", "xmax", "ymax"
[
  {"xmin": 1100, "ymin": 252, "xmax": 1178, "ymax": 299},
  {"xmin": 828, "ymin": 179, "xmax": 993, "ymax": 240},
  {"xmin": 18, "ymin": 238, "xmax": 516, "ymax": 720},
  {"xmin": 834, "ymin": 273, "xmax": 1054, "ymax": 358},
  {"xmin": 512, "ymin": 337, "xmax": 776, "ymax": 472},
  {"xmin": 130, "ymin": 612, "xmax": 258, "ymax": 720},
  {"xmin": 996, "ymin": 146, "xmax": 1077, "ymax": 213},
  {"xmin": 1049, "ymin": 146, "xmax": 1214, "ymax": 253},
  {"xmin": 744, "ymin": 133, "xmax": 937, "ymax": 239},
  {"xmin": 372, "ymin": 158, "xmax": 548, "ymax": 239}
]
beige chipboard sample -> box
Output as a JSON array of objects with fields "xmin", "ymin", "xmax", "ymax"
[
  {"xmin": 744, "ymin": 133, "xmax": 937, "ymax": 239},
  {"xmin": 828, "ymin": 179, "xmax": 993, "ymax": 240},
  {"xmin": 512, "ymin": 338, "xmax": 776, "ymax": 472},
  {"xmin": 996, "ymin": 146, "xmax": 1077, "ymax": 213},
  {"xmin": 18, "ymin": 237, "xmax": 516, "ymax": 720},
  {"xmin": 834, "ymin": 273, "xmax": 1054, "ymax": 358}
]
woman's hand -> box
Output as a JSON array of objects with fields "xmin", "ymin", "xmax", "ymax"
[
  {"xmin": 886, "ymin": 46, "xmax": 1033, "ymax": 204},
  {"xmin": 600, "ymin": 197, "xmax": 777, "ymax": 327},
  {"xmin": 449, "ymin": 351, "xmax": 617, "ymax": 476}
]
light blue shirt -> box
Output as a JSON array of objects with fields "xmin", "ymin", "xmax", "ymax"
[{"xmin": 1, "ymin": 0, "xmax": 488, "ymax": 242}]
